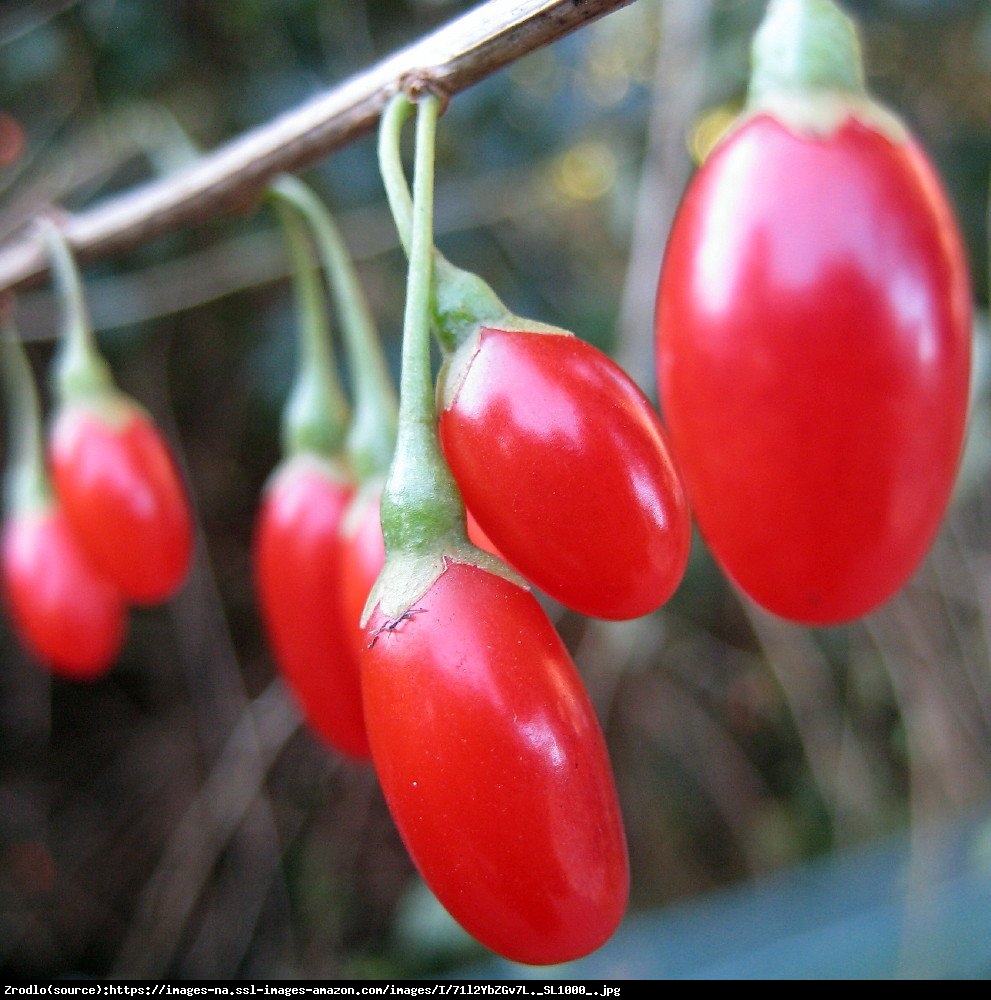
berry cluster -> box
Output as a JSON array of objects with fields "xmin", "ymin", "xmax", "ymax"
[{"xmin": 0, "ymin": 0, "xmax": 971, "ymax": 968}]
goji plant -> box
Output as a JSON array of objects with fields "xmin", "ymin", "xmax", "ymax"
[
  {"xmin": 378, "ymin": 93, "xmax": 691, "ymax": 622},
  {"xmin": 287, "ymin": 179, "xmax": 400, "ymax": 677},
  {"xmin": 253, "ymin": 176, "xmax": 371, "ymax": 759},
  {"xmin": 41, "ymin": 221, "xmax": 195, "ymax": 606},
  {"xmin": 1, "ymin": 312, "xmax": 126, "ymax": 679},
  {"xmin": 359, "ymin": 92, "xmax": 629, "ymax": 965}
]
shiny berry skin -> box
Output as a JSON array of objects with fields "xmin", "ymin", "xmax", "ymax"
[
  {"xmin": 656, "ymin": 113, "xmax": 972, "ymax": 624},
  {"xmin": 437, "ymin": 328, "xmax": 691, "ymax": 621},
  {"xmin": 2, "ymin": 505, "xmax": 126, "ymax": 679},
  {"xmin": 338, "ymin": 486, "xmax": 386, "ymax": 665},
  {"xmin": 254, "ymin": 455, "xmax": 370, "ymax": 759},
  {"xmin": 360, "ymin": 560, "xmax": 629, "ymax": 966},
  {"xmin": 48, "ymin": 398, "xmax": 194, "ymax": 605}
]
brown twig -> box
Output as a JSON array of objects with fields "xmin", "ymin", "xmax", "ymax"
[{"xmin": 0, "ymin": 0, "xmax": 637, "ymax": 293}]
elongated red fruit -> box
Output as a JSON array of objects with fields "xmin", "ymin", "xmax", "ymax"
[
  {"xmin": 361, "ymin": 560, "xmax": 629, "ymax": 966},
  {"xmin": 2, "ymin": 505, "xmax": 126, "ymax": 679},
  {"xmin": 49, "ymin": 398, "xmax": 194, "ymax": 605},
  {"xmin": 254, "ymin": 454, "xmax": 370, "ymax": 759},
  {"xmin": 655, "ymin": 0, "xmax": 971, "ymax": 624},
  {"xmin": 438, "ymin": 327, "xmax": 690, "ymax": 621}
]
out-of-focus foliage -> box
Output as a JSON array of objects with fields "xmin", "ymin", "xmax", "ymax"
[{"xmin": 0, "ymin": 0, "xmax": 990, "ymax": 980}]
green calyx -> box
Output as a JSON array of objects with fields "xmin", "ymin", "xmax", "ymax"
[
  {"xmin": 0, "ymin": 312, "xmax": 52, "ymax": 516},
  {"xmin": 431, "ymin": 255, "xmax": 514, "ymax": 350},
  {"xmin": 743, "ymin": 0, "xmax": 907, "ymax": 142},
  {"xmin": 268, "ymin": 183, "xmax": 350, "ymax": 460},
  {"xmin": 39, "ymin": 219, "xmax": 116, "ymax": 405},
  {"xmin": 280, "ymin": 359, "xmax": 347, "ymax": 459},
  {"xmin": 381, "ymin": 424, "xmax": 467, "ymax": 559},
  {"xmin": 368, "ymin": 93, "xmax": 524, "ymax": 620},
  {"xmin": 748, "ymin": 0, "xmax": 864, "ymax": 108}
]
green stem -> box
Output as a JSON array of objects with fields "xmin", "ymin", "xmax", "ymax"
[
  {"xmin": 379, "ymin": 93, "xmax": 466, "ymax": 557},
  {"xmin": 1, "ymin": 312, "xmax": 52, "ymax": 515},
  {"xmin": 268, "ymin": 186, "xmax": 349, "ymax": 459},
  {"xmin": 378, "ymin": 94, "xmax": 416, "ymax": 257},
  {"xmin": 38, "ymin": 219, "xmax": 115, "ymax": 402},
  {"xmin": 378, "ymin": 93, "xmax": 510, "ymax": 353},
  {"xmin": 748, "ymin": 0, "xmax": 865, "ymax": 108},
  {"xmin": 269, "ymin": 175, "xmax": 397, "ymax": 481}
]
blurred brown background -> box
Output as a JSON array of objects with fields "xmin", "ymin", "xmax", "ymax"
[{"xmin": 1, "ymin": 0, "xmax": 990, "ymax": 980}]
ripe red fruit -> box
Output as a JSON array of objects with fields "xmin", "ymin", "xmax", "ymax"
[
  {"xmin": 438, "ymin": 327, "xmax": 691, "ymax": 620},
  {"xmin": 368, "ymin": 91, "xmax": 629, "ymax": 964},
  {"xmin": 655, "ymin": 3, "xmax": 972, "ymax": 624},
  {"xmin": 377, "ymin": 93, "xmax": 688, "ymax": 623},
  {"xmin": 360, "ymin": 560, "xmax": 629, "ymax": 966},
  {"xmin": 338, "ymin": 486, "xmax": 386, "ymax": 664},
  {"xmin": 254, "ymin": 455, "xmax": 370, "ymax": 759},
  {"xmin": 2, "ymin": 505, "xmax": 126, "ymax": 679},
  {"xmin": 49, "ymin": 398, "xmax": 194, "ymax": 605}
]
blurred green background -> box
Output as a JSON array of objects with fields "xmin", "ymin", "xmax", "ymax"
[{"xmin": 1, "ymin": 0, "xmax": 991, "ymax": 980}]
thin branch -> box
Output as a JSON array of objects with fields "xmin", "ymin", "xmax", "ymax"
[
  {"xmin": 11, "ymin": 159, "xmax": 561, "ymax": 339},
  {"xmin": 0, "ymin": 0, "xmax": 637, "ymax": 293}
]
